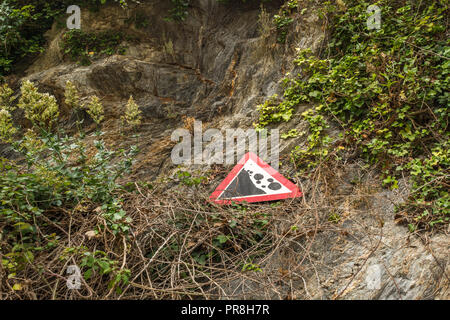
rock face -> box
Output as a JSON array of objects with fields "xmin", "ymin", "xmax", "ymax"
[
  {"xmin": 5, "ymin": 0, "xmax": 448, "ymax": 300},
  {"xmin": 20, "ymin": 0, "xmax": 324, "ymax": 178}
]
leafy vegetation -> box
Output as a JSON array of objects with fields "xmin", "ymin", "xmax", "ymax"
[
  {"xmin": 0, "ymin": 0, "xmax": 132, "ymax": 75},
  {"xmin": 0, "ymin": 82, "xmax": 278, "ymax": 298},
  {"xmin": 61, "ymin": 29, "xmax": 127, "ymax": 65},
  {"xmin": 256, "ymin": 0, "xmax": 449, "ymax": 231},
  {"xmin": 0, "ymin": 0, "xmax": 277, "ymax": 74},
  {"xmin": 165, "ymin": 0, "xmax": 191, "ymax": 22},
  {"xmin": 273, "ymin": 0, "xmax": 298, "ymax": 43},
  {"xmin": 0, "ymin": 81, "xmax": 137, "ymax": 292},
  {"xmin": 0, "ymin": 0, "xmax": 447, "ymax": 299},
  {"xmin": 61, "ymin": 247, "xmax": 131, "ymax": 293},
  {"xmin": 166, "ymin": 0, "xmax": 273, "ymax": 21},
  {"xmin": 120, "ymin": 96, "xmax": 142, "ymax": 130}
]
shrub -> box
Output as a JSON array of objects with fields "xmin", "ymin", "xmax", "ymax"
[
  {"xmin": 17, "ymin": 80, "xmax": 59, "ymax": 129},
  {"xmin": 0, "ymin": 109, "xmax": 16, "ymax": 143},
  {"xmin": 121, "ymin": 96, "xmax": 142, "ymax": 129},
  {"xmin": 0, "ymin": 83, "xmax": 15, "ymax": 111},
  {"xmin": 64, "ymin": 80, "xmax": 81, "ymax": 111}
]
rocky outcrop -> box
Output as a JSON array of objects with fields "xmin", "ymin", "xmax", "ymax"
[{"xmin": 18, "ymin": 0, "xmax": 323, "ymax": 178}]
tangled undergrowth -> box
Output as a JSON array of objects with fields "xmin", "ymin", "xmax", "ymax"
[
  {"xmin": 0, "ymin": 81, "xmax": 319, "ymax": 300},
  {"xmin": 1, "ymin": 145, "xmax": 386, "ymax": 299},
  {"xmin": 0, "ymin": 81, "xmax": 405, "ymax": 300},
  {"xmin": 0, "ymin": 79, "xmax": 357, "ymax": 299},
  {"xmin": 256, "ymin": 0, "xmax": 449, "ymax": 232}
]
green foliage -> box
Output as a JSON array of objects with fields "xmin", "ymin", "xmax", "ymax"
[
  {"xmin": 242, "ymin": 261, "xmax": 262, "ymax": 272},
  {"xmin": 0, "ymin": 83, "xmax": 15, "ymax": 111},
  {"xmin": 0, "ymin": 0, "xmax": 131, "ymax": 75},
  {"xmin": 165, "ymin": 0, "xmax": 190, "ymax": 22},
  {"xmin": 0, "ymin": 82, "xmax": 138, "ymax": 280},
  {"xmin": 255, "ymin": 94, "xmax": 293, "ymax": 129},
  {"xmin": 64, "ymin": 80, "xmax": 81, "ymax": 111},
  {"xmin": 84, "ymin": 95, "xmax": 105, "ymax": 124},
  {"xmin": 272, "ymin": 0, "xmax": 298, "ymax": 43},
  {"xmin": 328, "ymin": 212, "xmax": 341, "ymax": 224},
  {"xmin": 121, "ymin": 95, "xmax": 142, "ymax": 129},
  {"xmin": 61, "ymin": 247, "xmax": 131, "ymax": 293},
  {"xmin": 397, "ymin": 141, "xmax": 449, "ymax": 230},
  {"xmin": 273, "ymin": 14, "xmax": 293, "ymax": 43},
  {"xmin": 0, "ymin": 1, "xmax": 47, "ymax": 74},
  {"xmin": 61, "ymin": 29, "xmax": 126, "ymax": 65},
  {"xmin": 281, "ymin": 129, "xmax": 300, "ymax": 139},
  {"xmin": 175, "ymin": 170, "xmax": 206, "ymax": 187},
  {"xmin": 256, "ymin": 0, "xmax": 449, "ymax": 231},
  {"xmin": 17, "ymin": 80, "xmax": 59, "ymax": 128},
  {"xmin": 292, "ymin": 106, "xmax": 332, "ymax": 168},
  {"xmin": 0, "ymin": 109, "xmax": 16, "ymax": 143}
]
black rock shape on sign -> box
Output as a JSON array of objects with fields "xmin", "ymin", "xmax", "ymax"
[{"xmin": 218, "ymin": 169, "xmax": 266, "ymax": 199}]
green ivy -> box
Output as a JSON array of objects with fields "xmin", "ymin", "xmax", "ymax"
[
  {"xmin": 0, "ymin": 82, "xmax": 138, "ymax": 279},
  {"xmin": 273, "ymin": 0, "xmax": 298, "ymax": 43},
  {"xmin": 255, "ymin": 94, "xmax": 294, "ymax": 129},
  {"xmin": 256, "ymin": 0, "xmax": 449, "ymax": 231}
]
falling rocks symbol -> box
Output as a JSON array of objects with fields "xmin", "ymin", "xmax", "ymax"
[{"xmin": 210, "ymin": 152, "xmax": 302, "ymax": 204}]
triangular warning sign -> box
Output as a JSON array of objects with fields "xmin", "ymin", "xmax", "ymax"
[{"xmin": 210, "ymin": 152, "xmax": 302, "ymax": 204}]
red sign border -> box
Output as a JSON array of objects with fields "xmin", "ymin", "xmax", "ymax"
[{"xmin": 210, "ymin": 152, "xmax": 302, "ymax": 204}]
